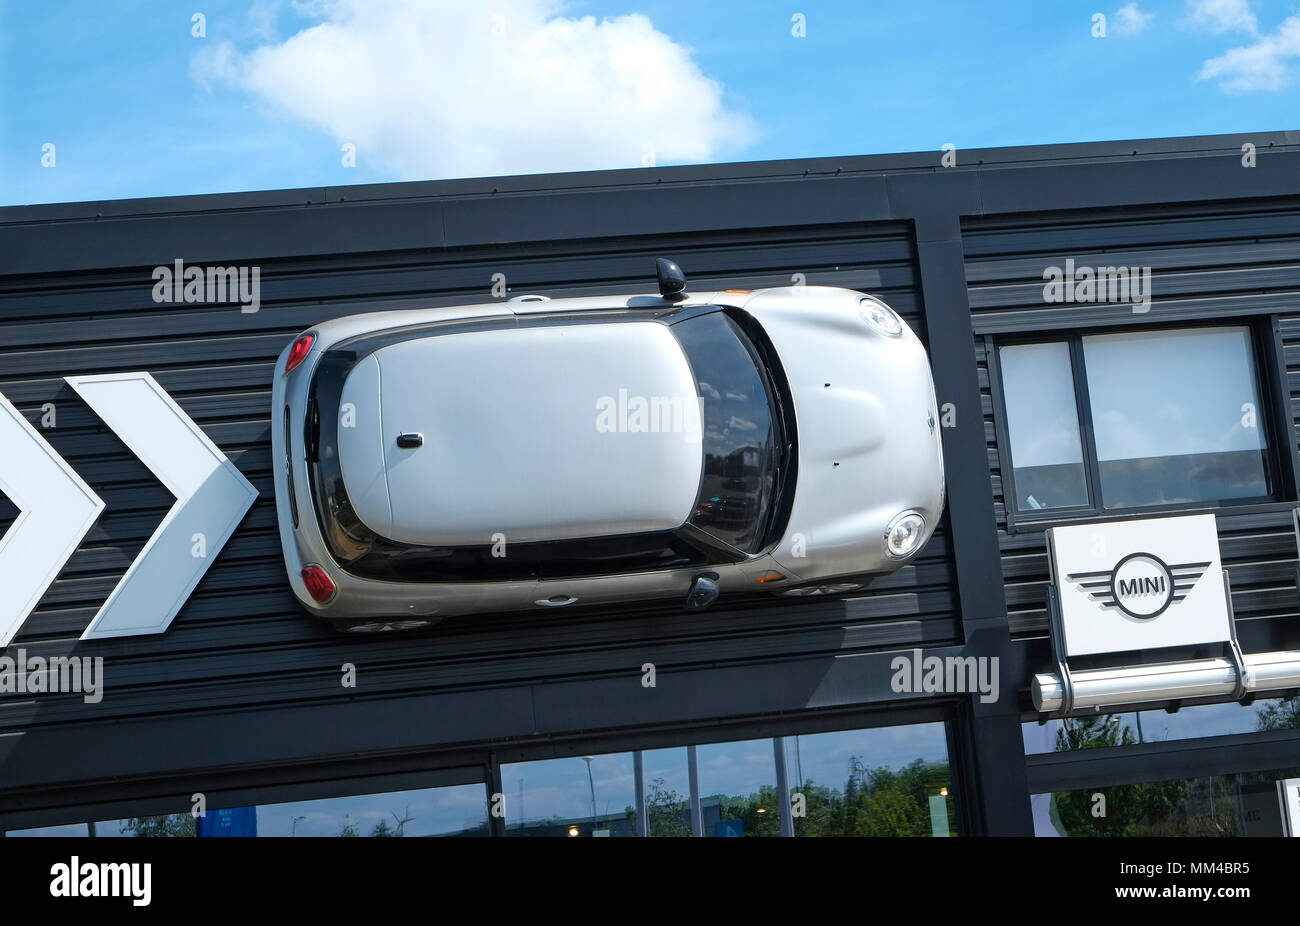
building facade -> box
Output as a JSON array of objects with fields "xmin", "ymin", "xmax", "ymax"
[{"xmin": 2, "ymin": 131, "xmax": 1300, "ymax": 837}]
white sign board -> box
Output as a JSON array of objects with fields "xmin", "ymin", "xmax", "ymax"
[
  {"xmin": 1280, "ymin": 778, "xmax": 1300, "ymax": 837},
  {"xmin": 1047, "ymin": 513, "xmax": 1228, "ymax": 657}
]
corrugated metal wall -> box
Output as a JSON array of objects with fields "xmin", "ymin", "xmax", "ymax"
[
  {"xmin": 964, "ymin": 200, "xmax": 1300, "ymax": 646},
  {"xmin": 0, "ymin": 219, "xmax": 959, "ymax": 781},
  {"xmin": 7, "ymin": 134, "xmax": 1299, "ymax": 825}
]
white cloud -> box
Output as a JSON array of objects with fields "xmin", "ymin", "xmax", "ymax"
[
  {"xmin": 1199, "ymin": 14, "xmax": 1300, "ymax": 91},
  {"xmin": 1188, "ymin": 0, "xmax": 1259, "ymax": 36},
  {"xmin": 192, "ymin": 0, "xmax": 755, "ymax": 180},
  {"xmin": 1114, "ymin": 3, "xmax": 1155, "ymax": 36},
  {"xmin": 248, "ymin": 0, "xmax": 282, "ymax": 40}
]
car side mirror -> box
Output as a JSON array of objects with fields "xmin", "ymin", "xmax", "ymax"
[{"xmin": 684, "ymin": 572, "xmax": 720, "ymax": 612}]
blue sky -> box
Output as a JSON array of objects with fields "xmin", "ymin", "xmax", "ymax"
[{"xmin": 2, "ymin": 0, "xmax": 1299, "ymax": 205}]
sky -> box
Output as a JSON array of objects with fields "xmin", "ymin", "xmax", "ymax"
[{"xmin": 2, "ymin": 0, "xmax": 1299, "ymax": 206}]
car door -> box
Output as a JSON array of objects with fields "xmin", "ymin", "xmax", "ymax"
[
  {"xmin": 405, "ymin": 575, "xmax": 543, "ymax": 618},
  {"xmin": 528, "ymin": 530, "xmax": 764, "ymax": 612},
  {"xmin": 532, "ymin": 567, "xmax": 696, "ymax": 612}
]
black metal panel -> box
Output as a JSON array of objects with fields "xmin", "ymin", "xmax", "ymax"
[
  {"xmin": 0, "ymin": 218, "xmax": 959, "ymax": 801},
  {"xmin": 965, "ymin": 201, "xmax": 1300, "ymax": 650},
  {"xmin": 4, "ymin": 132, "xmax": 1298, "ymax": 278},
  {"xmin": 915, "ymin": 214, "xmax": 1032, "ymax": 835},
  {"xmin": 4, "ymin": 130, "xmax": 1300, "ymax": 824}
]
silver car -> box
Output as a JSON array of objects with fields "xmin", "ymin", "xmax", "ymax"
[{"xmin": 271, "ymin": 261, "xmax": 945, "ymax": 632}]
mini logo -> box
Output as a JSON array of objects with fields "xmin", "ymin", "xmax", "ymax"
[{"xmin": 1067, "ymin": 552, "xmax": 1211, "ymax": 620}]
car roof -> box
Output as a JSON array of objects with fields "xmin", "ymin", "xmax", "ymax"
[{"xmin": 336, "ymin": 318, "xmax": 707, "ymax": 545}]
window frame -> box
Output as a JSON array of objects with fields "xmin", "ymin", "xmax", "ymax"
[{"xmin": 989, "ymin": 319, "xmax": 1293, "ymax": 531}]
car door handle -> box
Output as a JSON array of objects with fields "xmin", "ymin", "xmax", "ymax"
[
  {"xmin": 536, "ymin": 595, "xmax": 578, "ymax": 607},
  {"xmin": 396, "ymin": 432, "xmax": 424, "ymax": 449}
]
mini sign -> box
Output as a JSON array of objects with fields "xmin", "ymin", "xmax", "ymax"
[{"xmin": 1047, "ymin": 513, "xmax": 1228, "ymax": 657}]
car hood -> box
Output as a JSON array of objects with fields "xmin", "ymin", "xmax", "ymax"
[
  {"xmin": 335, "ymin": 321, "xmax": 704, "ymax": 546},
  {"xmin": 740, "ymin": 287, "xmax": 945, "ymax": 578}
]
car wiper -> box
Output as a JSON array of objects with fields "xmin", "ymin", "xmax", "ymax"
[
  {"xmin": 762, "ymin": 440, "xmax": 795, "ymax": 549},
  {"xmin": 305, "ymin": 398, "xmax": 320, "ymax": 462}
]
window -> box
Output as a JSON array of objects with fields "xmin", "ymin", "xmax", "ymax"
[
  {"xmin": 501, "ymin": 753, "xmax": 639, "ymax": 837},
  {"xmin": 695, "ymin": 737, "xmax": 782, "ymax": 837},
  {"xmin": 641, "ymin": 747, "xmax": 693, "ymax": 836},
  {"xmin": 236, "ymin": 783, "xmax": 490, "ymax": 837},
  {"xmin": 4, "ymin": 782, "xmax": 491, "ymax": 837},
  {"xmin": 5, "ymin": 816, "xmax": 195, "ymax": 838},
  {"xmin": 1023, "ymin": 694, "xmax": 1300, "ymax": 754},
  {"xmin": 783, "ymin": 722, "xmax": 957, "ymax": 837},
  {"xmin": 5, "ymin": 720, "xmax": 961, "ymax": 839},
  {"xmin": 1043, "ymin": 765, "xmax": 1300, "ymax": 837},
  {"xmin": 998, "ymin": 342, "xmax": 1089, "ymax": 511},
  {"xmin": 671, "ymin": 311, "xmax": 786, "ymax": 553},
  {"xmin": 996, "ymin": 325, "xmax": 1278, "ymax": 517}
]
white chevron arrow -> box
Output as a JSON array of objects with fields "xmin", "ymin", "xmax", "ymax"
[
  {"xmin": 67, "ymin": 372, "xmax": 258, "ymax": 640},
  {"xmin": 0, "ymin": 392, "xmax": 106, "ymax": 647}
]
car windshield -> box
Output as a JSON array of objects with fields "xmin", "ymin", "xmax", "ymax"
[{"xmin": 670, "ymin": 310, "xmax": 783, "ymax": 554}]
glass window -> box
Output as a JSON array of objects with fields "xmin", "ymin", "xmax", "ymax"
[
  {"xmin": 243, "ymin": 783, "xmax": 489, "ymax": 836},
  {"xmin": 501, "ymin": 753, "xmax": 637, "ymax": 837},
  {"xmin": 6, "ymin": 815, "xmax": 196, "ymax": 838},
  {"xmin": 5, "ymin": 783, "xmax": 490, "ymax": 837},
  {"xmin": 1082, "ymin": 327, "xmax": 1271, "ymax": 509},
  {"xmin": 1023, "ymin": 695, "xmax": 1300, "ymax": 754},
  {"xmin": 783, "ymin": 722, "xmax": 957, "ymax": 836},
  {"xmin": 642, "ymin": 747, "xmax": 693, "ymax": 837},
  {"xmin": 494, "ymin": 722, "xmax": 961, "ymax": 838},
  {"xmin": 672, "ymin": 311, "xmax": 783, "ymax": 553},
  {"xmin": 999, "ymin": 342, "xmax": 1089, "ymax": 511},
  {"xmin": 1043, "ymin": 765, "xmax": 1300, "ymax": 836},
  {"xmin": 695, "ymin": 737, "xmax": 781, "ymax": 837},
  {"xmin": 5, "ymin": 822, "xmax": 96, "ymax": 837},
  {"xmin": 998, "ymin": 325, "xmax": 1276, "ymax": 516},
  {"xmin": 7, "ymin": 724, "xmax": 962, "ymax": 839}
]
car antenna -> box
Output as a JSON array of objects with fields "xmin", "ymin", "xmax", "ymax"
[{"xmin": 656, "ymin": 258, "xmax": 687, "ymax": 302}]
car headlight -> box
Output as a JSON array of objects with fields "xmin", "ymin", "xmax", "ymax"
[
  {"xmin": 884, "ymin": 511, "xmax": 925, "ymax": 558},
  {"xmin": 859, "ymin": 297, "xmax": 902, "ymax": 337}
]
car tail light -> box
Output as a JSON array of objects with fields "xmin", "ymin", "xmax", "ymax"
[
  {"xmin": 284, "ymin": 334, "xmax": 315, "ymax": 375},
  {"xmin": 301, "ymin": 564, "xmax": 336, "ymax": 603}
]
